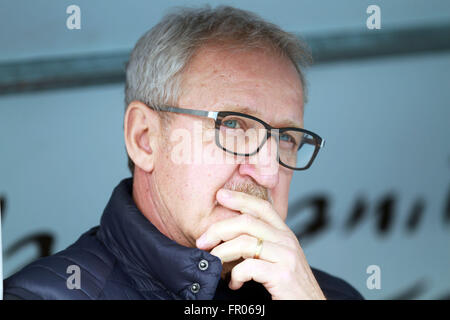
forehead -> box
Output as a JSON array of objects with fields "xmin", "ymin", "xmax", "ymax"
[{"xmin": 179, "ymin": 43, "xmax": 304, "ymax": 128}]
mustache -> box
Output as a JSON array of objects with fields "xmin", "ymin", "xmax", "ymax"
[{"xmin": 222, "ymin": 179, "xmax": 272, "ymax": 204}]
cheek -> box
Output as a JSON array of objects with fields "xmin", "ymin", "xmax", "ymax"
[
  {"xmin": 168, "ymin": 164, "xmax": 236, "ymax": 239},
  {"xmin": 272, "ymin": 172, "xmax": 292, "ymax": 220},
  {"xmin": 158, "ymin": 157, "xmax": 234, "ymax": 212},
  {"xmin": 160, "ymin": 122, "xmax": 237, "ymax": 214},
  {"xmin": 183, "ymin": 164, "xmax": 234, "ymax": 204}
]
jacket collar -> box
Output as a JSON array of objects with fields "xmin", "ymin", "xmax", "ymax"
[{"xmin": 97, "ymin": 178, "xmax": 223, "ymax": 299}]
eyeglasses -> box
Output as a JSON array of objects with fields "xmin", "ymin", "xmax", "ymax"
[{"xmin": 146, "ymin": 104, "xmax": 325, "ymax": 170}]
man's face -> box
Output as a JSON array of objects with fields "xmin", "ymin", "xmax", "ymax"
[{"xmin": 151, "ymin": 43, "xmax": 304, "ymax": 248}]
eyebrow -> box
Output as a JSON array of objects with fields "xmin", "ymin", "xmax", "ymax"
[{"xmin": 222, "ymin": 105, "xmax": 303, "ymax": 129}]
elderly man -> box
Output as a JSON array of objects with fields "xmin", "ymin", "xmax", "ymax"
[{"xmin": 3, "ymin": 6, "xmax": 363, "ymax": 300}]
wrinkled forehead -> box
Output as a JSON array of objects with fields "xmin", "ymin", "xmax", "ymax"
[{"xmin": 179, "ymin": 43, "xmax": 304, "ymax": 128}]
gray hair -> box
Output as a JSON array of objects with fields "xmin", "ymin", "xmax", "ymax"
[{"xmin": 125, "ymin": 5, "xmax": 312, "ymax": 173}]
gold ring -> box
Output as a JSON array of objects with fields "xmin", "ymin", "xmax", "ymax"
[{"xmin": 253, "ymin": 238, "xmax": 263, "ymax": 259}]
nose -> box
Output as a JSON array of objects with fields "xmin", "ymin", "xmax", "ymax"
[{"xmin": 238, "ymin": 135, "xmax": 279, "ymax": 189}]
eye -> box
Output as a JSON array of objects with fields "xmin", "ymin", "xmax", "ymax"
[
  {"xmin": 222, "ymin": 119, "xmax": 241, "ymax": 129},
  {"xmin": 279, "ymin": 132, "xmax": 300, "ymax": 150},
  {"xmin": 280, "ymin": 133, "xmax": 294, "ymax": 143}
]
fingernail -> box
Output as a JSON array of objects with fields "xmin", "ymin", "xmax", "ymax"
[
  {"xmin": 219, "ymin": 189, "xmax": 232, "ymax": 199},
  {"xmin": 196, "ymin": 234, "xmax": 207, "ymax": 248}
]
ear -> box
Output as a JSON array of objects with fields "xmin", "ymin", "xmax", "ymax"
[{"xmin": 124, "ymin": 101, "xmax": 161, "ymax": 173}]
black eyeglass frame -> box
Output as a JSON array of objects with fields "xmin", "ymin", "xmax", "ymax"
[{"xmin": 146, "ymin": 104, "xmax": 325, "ymax": 170}]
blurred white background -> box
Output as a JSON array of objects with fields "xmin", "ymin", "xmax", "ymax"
[{"xmin": 1, "ymin": 0, "xmax": 449, "ymax": 299}]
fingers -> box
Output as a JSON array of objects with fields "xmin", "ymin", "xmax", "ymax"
[
  {"xmin": 228, "ymin": 258, "xmax": 274, "ymax": 290},
  {"xmin": 216, "ymin": 189, "xmax": 288, "ymax": 231},
  {"xmin": 194, "ymin": 188, "xmax": 325, "ymax": 299},
  {"xmin": 229, "ymin": 258, "xmax": 326, "ymax": 300},
  {"xmin": 210, "ymin": 234, "xmax": 290, "ymax": 264},
  {"xmin": 196, "ymin": 213, "xmax": 288, "ymax": 250}
]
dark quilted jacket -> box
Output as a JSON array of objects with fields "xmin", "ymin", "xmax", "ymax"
[{"xmin": 3, "ymin": 178, "xmax": 364, "ymax": 300}]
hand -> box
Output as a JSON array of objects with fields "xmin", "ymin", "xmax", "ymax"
[{"xmin": 196, "ymin": 188, "xmax": 326, "ymax": 300}]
